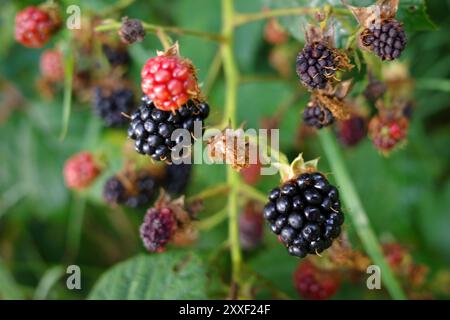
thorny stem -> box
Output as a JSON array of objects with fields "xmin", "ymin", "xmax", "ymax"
[
  {"xmin": 221, "ymin": 0, "xmax": 242, "ymax": 289},
  {"xmin": 95, "ymin": 20, "xmax": 225, "ymax": 42},
  {"xmin": 318, "ymin": 130, "xmax": 406, "ymax": 300}
]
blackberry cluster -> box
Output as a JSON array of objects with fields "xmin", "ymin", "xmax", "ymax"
[
  {"xmin": 164, "ymin": 163, "xmax": 192, "ymax": 194},
  {"xmin": 263, "ymin": 172, "xmax": 344, "ymax": 258},
  {"xmin": 303, "ymin": 101, "xmax": 334, "ymax": 129},
  {"xmin": 103, "ymin": 174, "xmax": 157, "ymax": 208},
  {"xmin": 93, "ymin": 87, "xmax": 135, "ymax": 127},
  {"xmin": 102, "ymin": 44, "xmax": 130, "ymax": 67},
  {"xmin": 296, "ymin": 42, "xmax": 336, "ymax": 90},
  {"xmin": 128, "ymin": 96, "xmax": 209, "ymax": 162},
  {"xmin": 361, "ymin": 20, "xmax": 406, "ymax": 61}
]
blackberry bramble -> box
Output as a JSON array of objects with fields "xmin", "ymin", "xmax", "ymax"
[{"xmin": 127, "ymin": 96, "xmax": 209, "ymax": 162}]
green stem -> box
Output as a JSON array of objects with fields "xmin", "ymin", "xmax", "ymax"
[
  {"xmin": 239, "ymin": 184, "xmax": 267, "ymax": 203},
  {"xmin": 95, "ymin": 21, "xmax": 225, "ymax": 42},
  {"xmin": 233, "ymin": 6, "xmax": 349, "ymax": 26},
  {"xmin": 222, "ymin": 0, "xmax": 242, "ymax": 288},
  {"xmin": 59, "ymin": 44, "xmax": 74, "ymax": 141},
  {"xmin": 318, "ymin": 130, "xmax": 406, "ymax": 300},
  {"xmin": 186, "ymin": 183, "xmax": 229, "ymax": 203},
  {"xmin": 416, "ymin": 78, "xmax": 450, "ymax": 92},
  {"xmin": 195, "ymin": 209, "xmax": 228, "ymax": 230}
]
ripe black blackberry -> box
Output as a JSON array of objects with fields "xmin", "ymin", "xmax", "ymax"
[
  {"xmin": 102, "ymin": 173, "xmax": 158, "ymax": 208},
  {"xmin": 361, "ymin": 20, "xmax": 406, "ymax": 61},
  {"xmin": 164, "ymin": 163, "xmax": 192, "ymax": 194},
  {"xmin": 93, "ymin": 87, "xmax": 135, "ymax": 127},
  {"xmin": 127, "ymin": 96, "xmax": 209, "ymax": 162},
  {"xmin": 263, "ymin": 172, "xmax": 344, "ymax": 258},
  {"xmin": 296, "ymin": 42, "xmax": 336, "ymax": 90},
  {"xmin": 102, "ymin": 44, "xmax": 130, "ymax": 67},
  {"xmin": 303, "ymin": 100, "xmax": 334, "ymax": 129}
]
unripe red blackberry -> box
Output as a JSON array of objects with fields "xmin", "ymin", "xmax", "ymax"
[
  {"xmin": 303, "ymin": 99, "xmax": 334, "ymax": 129},
  {"xmin": 368, "ymin": 114, "xmax": 408, "ymax": 153},
  {"xmin": 15, "ymin": 6, "xmax": 60, "ymax": 48},
  {"xmin": 103, "ymin": 172, "xmax": 158, "ymax": 208},
  {"xmin": 63, "ymin": 152, "xmax": 100, "ymax": 190},
  {"xmin": 93, "ymin": 86, "xmax": 135, "ymax": 127},
  {"xmin": 336, "ymin": 115, "xmax": 367, "ymax": 147},
  {"xmin": 293, "ymin": 260, "xmax": 341, "ymax": 300},
  {"xmin": 40, "ymin": 49, "xmax": 64, "ymax": 82},
  {"xmin": 240, "ymin": 162, "xmax": 262, "ymax": 185},
  {"xmin": 361, "ymin": 19, "xmax": 406, "ymax": 61},
  {"xmin": 264, "ymin": 172, "xmax": 344, "ymax": 258},
  {"xmin": 141, "ymin": 47, "xmax": 200, "ymax": 111},
  {"xmin": 140, "ymin": 207, "xmax": 176, "ymax": 252},
  {"xmin": 127, "ymin": 96, "xmax": 209, "ymax": 162},
  {"xmin": 239, "ymin": 202, "xmax": 264, "ymax": 250},
  {"xmin": 118, "ymin": 17, "xmax": 146, "ymax": 44},
  {"xmin": 296, "ymin": 42, "xmax": 336, "ymax": 90}
]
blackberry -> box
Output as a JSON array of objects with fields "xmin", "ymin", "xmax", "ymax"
[
  {"xmin": 164, "ymin": 163, "xmax": 192, "ymax": 194},
  {"xmin": 263, "ymin": 172, "xmax": 344, "ymax": 258},
  {"xmin": 102, "ymin": 173, "xmax": 158, "ymax": 208},
  {"xmin": 239, "ymin": 202, "xmax": 264, "ymax": 250},
  {"xmin": 140, "ymin": 207, "xmax": 176, "ymax": 252},
  {"xmin": 336, "ymin": 115, "xmax": 367, "ymax": 147},
  {"xmin": 296, "ymin": 42, "xmax": 336, "ymax": 90},
  {"xmin": 102, "ymin": 44, "xmax": 130, "ymax": 67},
  {"xmin": 119, "ymin": 17, "xmax": 145, "ymax": 44},
  {"xmin": 93, "ymin": 87, "xmax": 135, "ymax": 127},
  {"xmin": 361, "ymin": 19, "xmax": 406, "ymax": 61},
  {"xmin": 303, "ymin": 100, "xmax": 334, "ymax": 129},
  {"xmin": 103, "ymin": 176, "xmax": 127, "ymax": 204},
  {"xmin": 127, "ymin": 96, "xmax": 209, "ymax": 162}
]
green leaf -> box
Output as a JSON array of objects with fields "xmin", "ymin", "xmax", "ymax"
[
  {"xmin": 0, "ymin": 258, "xmax": 24, "ymax": 299},
  {"xmin": 89, "ymin": 252, "xmax": 207, "ymax": 299},
  {"xmin": 396, "ymin": 0, "xmax": 436, "ymax": 31}
]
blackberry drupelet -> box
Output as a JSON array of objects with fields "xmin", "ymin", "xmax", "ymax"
[
  {"xmin": 264, "ymin": 172, "xmax": 344, "ymax": 258},
  {"xmin": 303, "ymin": 100, "xmax": 334, "ymax": 129},
  {"xmin": 127, "ymin": 96, "xmax": 209, "ymax": 162},
  {"xmin": 165, "ymin": 163, "xmax": 192, "ymax": 194},
  {"xmin": 361, "ymin": 20, "xmax": 406, "ymax": 61},
  {"xmin": 93, "ymin": 87, "xmax": 135, "ymax": 127},
  {"xmin": 296, "ymin": 42, "xmax": 336, "ymax": 90}
]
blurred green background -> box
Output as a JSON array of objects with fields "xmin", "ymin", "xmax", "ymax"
[{"xmin": 0, "ymin": 0, "xmax": 449, "ymax": 299}]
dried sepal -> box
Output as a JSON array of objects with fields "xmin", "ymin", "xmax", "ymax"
[
  {"xmin": 207, "ymin": 126, "xmax": 252, "ymax": 171},
  {"xmin": 275, "ymin": 153, "xmax": 319, "ymax": 183},
  {"xmin": 344, "ymin": 0, "xmax": 399, "ymax": 29},
  {"xmin": 315, "ymin": 80, "xmax": 353, "ymax": 120}
]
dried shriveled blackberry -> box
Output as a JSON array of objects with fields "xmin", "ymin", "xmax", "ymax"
[
  {"xmin": 296, "ymin": 42, "xmax": 336, "ymax": 90},
  {"xmin": 119, "ymin": 17, "xmax": 145, "ymax": 44},
  {"xmin": 303, "ymin": 99, "xmax": 334, "ymax": 129},
  {"xmin": 361, "ymin": 19, "xmax": 406, "ymax": 61}
]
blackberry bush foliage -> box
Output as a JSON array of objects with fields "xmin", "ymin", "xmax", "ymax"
[
  {"xmin": 264, "ymin": 156, "xmax": 344, "ymax": 258},
  {"xmin": 127, "ymin": 95, "xmax": 209, "ymax": 162}
]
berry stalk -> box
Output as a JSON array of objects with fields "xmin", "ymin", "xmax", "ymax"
[
  {"xmin": 59, "ymin": 44, "xmax": 74, "ymax": 141},
  {"xmin": 318, "ymin": 129, "xmax": 406, "ymax": 300},
  {"xmin": 221, "ymin": 0, "xmax": 242, "ymax": 289}
]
